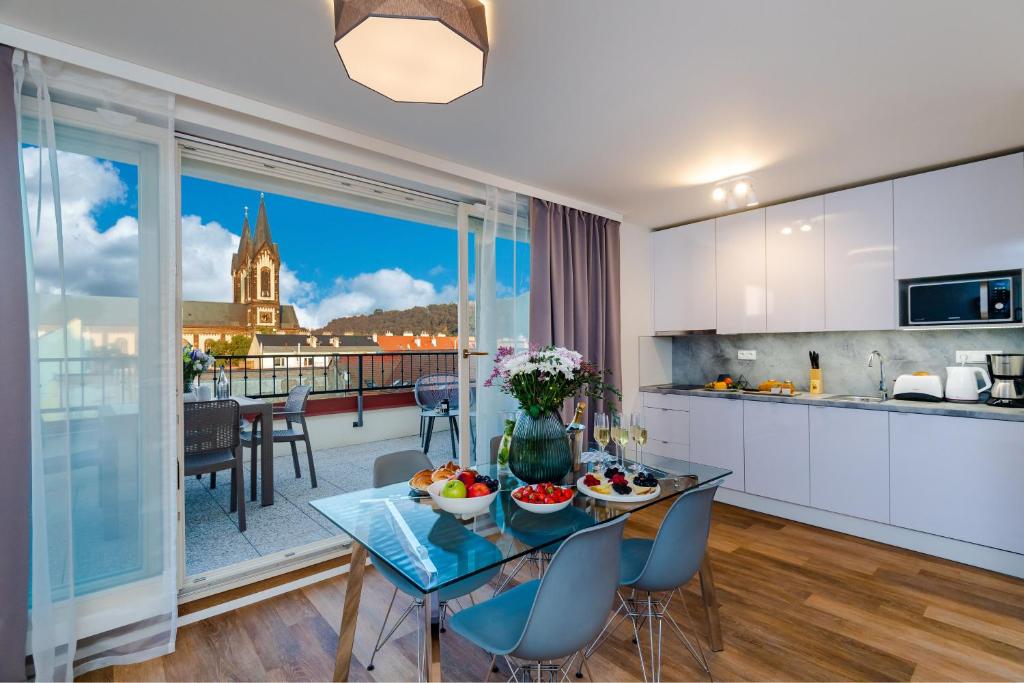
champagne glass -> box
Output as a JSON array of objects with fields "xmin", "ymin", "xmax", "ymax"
[
  {"xmin": 630, "ymin": 411, "xmax": 648, "ymax": 473},
  {"xmin": 593, "ymin": 412, "xmax": 610, "ymax": 468},
  {"xmin": 611, "ymin": 414, "xmax": 630, "ymax": 469}
]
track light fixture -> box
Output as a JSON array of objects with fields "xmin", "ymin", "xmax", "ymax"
[{"xmin": 712, "ymin": 175, "xmax": 759, "ymax": 209}]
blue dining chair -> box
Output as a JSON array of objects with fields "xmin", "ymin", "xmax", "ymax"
[
  {"xmin": 448, "ymin": 514, "xmax": 629, "ymax": 681},
  {"xmin": 577, "ymin": 483, "xmax": 718, "ymax": 682},
  {"xmin": 365, "ymin": 450, "xmax": 500, "ymax": 672}
]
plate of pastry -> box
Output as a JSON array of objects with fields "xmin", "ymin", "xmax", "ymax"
[
  {"xmin": 408, "ymin": 460, "xmax": 459, "ymax": 495},
  {"xmin": 577, "ymin": 467, "xmax": 661, "ymax": 503}
]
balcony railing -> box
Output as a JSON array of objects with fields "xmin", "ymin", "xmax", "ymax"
[
  {"xmin": 38, "ymin": 351, "xmax": 462, "ymax": 426},
  {"xmin": 196, "ymin": 351, "xmax": 461, "ymax": 426}
]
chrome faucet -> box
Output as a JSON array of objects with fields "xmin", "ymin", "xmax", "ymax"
[{"xmin": 867, "ymin": 350, "xmax": 887, "ymax": 400}]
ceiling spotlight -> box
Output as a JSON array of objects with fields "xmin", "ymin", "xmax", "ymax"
[
  {"xmin": 781, "ymin": 227, "xmax": 793, "ymax": 236},
  {"xmin": 333, "ymin": 0, "xmax": 489, "ymax": 104},
  {"xmin": 800, "ymin": 223, "xmax": 812, "ymax": 232},
  {"xmin": 712, "ymin": 175, "xmax": 758, "ymax": 210}
]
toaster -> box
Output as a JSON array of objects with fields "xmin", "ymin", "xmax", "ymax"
[{"xmin": 892, "ymin": 373, "xmax": 944, "ymax": 402}]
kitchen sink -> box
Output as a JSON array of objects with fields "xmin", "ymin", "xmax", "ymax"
[{"xmin": 829, "ymin": 394, "xmax": 885, "ymax": 403}]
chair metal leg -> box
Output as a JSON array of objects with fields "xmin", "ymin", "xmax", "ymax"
[
  {"xmin": 448, "ymin": 417, "xmax": 458, "ymax": 458},
  {"xmin": 210, "ymin": 470, "xmax": 216, "ymax": 489},
  {"xmin": 249, "ymin": 441, "xmax": 258, "ymax": 501},
  {"xmin": 229, "ymin": 467, "xmax": 237, "ymax": 513},
  {"xmin": 367, "ymin": 587, "xmax": 416, "ymax": 672},
  {"xmin": 304, "ymin": 432, "xmax": 317, "ymax": 488},
  {"xmin": 290, "ymin": 440, "xmax": 301, "ymax": 478},
  {"xmin": 235, "ymin": 460, "xmax": 246, "ymax": 532},
  {"xmin": 423, "ymin": 417, "xmax": 436, "ymax": 454}
]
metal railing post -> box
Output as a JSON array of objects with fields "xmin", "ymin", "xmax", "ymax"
[{"xmin": 353, "ymin": 354, "xmax": 364, "ymax": 428}]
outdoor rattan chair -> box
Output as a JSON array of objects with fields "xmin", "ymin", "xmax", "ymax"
[
  {"xmin": 241, "ymin": 384, "xmax": 315, "ymax": 498},
  {"xmin": 184, "ymin": 399, "xmax": 246, "ymax": 532}
]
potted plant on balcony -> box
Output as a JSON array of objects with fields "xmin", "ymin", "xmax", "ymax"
[
  {"xmin": 182, "ymin": 343, "xmax": 215, "ymax": 401},
  {"xmin": 485, "ymin": 346, "xmax": 619, "ymax": 484}
]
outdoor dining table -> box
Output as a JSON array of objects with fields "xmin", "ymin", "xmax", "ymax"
[
  {"xmin": 230, "ymin": 395, "xmax": 275, "ymax": 506},
  {"xmin": 311, "ymin": 458, "xmax": 732, "ymax": 682}
]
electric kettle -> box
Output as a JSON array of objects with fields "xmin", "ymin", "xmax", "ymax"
[{"xmin": 945, "ymin": 366, "xmax": 992, "ymax": 403}]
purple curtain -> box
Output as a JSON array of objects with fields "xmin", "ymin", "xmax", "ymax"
[
  {"xmin": 0, "ymin": 43, "xmax": 30, "ymax": 681},
  {"xmin": 529, "ymin": 198, "xmax": 622, "ymax": 423}
]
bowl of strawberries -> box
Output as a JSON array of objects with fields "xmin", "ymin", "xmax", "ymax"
[{"xmin": 511, "ymin": 482, "xmax": 575, "ymax": 513}]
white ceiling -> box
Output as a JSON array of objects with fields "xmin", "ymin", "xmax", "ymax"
[{"xmin": 3, "ymin": 0, "xmax": 1024, "ymax": 227}]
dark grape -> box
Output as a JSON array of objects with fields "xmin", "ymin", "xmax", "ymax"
[{"xmin": 612, "ymin": 482, "xmax": 632, "ymax": 495}]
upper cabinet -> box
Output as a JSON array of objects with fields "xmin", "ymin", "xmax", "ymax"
[
  {"xmin": 893, "ymin": 153, "xmax": 1024, "ymax": 279},
  {"xmin": 651, "ymin": 220, "xmax": 716, "ymax": 332},
  {"xmin": 715, "ymin": 209, "xmax": 766, "ymax": 334},
  {"xmin": 765, "ymin": 197, "xmax": 825, "ymax": 332},
  {"xmin": 823, "ymin": 182, "xmax": 896, "ymax": 330}
]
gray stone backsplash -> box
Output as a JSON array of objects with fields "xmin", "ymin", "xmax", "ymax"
[{"xmin": 672, "ymin": 328, "xmax": 1024, "ymax": 396}]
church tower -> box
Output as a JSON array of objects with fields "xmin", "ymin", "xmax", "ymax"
[{"xmin": 231, "ymin": 193, "xmax": 282, "ymax": 330}]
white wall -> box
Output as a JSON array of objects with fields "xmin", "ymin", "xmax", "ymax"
[
  {"xmin": 619, "ymin": 221, "xmax": 653, "ymax": 414},
  {"xmin": 269, "ymin": 405, "xmax": 451, "ymax": 454}
]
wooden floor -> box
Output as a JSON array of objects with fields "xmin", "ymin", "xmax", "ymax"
[{"xmin": 81, "ymin": 503, "xmax": 1024, "ymax": 682}]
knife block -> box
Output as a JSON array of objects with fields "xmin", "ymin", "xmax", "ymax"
[{"xmin": 809, "ymin": 368, "xmax": 823, "ymax": 394}]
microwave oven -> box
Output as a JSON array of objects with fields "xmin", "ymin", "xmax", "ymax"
[{"xmin": 899, "ymin": 271, "xmax": 1022, "ymax": 327}]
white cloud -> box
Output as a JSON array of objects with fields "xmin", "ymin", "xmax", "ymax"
[
  {"xmin": 181, "ymin": 215, "xmax": 239, "ymax": 301},
  {"xmin": 428, "ymin": 264, "xmax": 447, "ymax": 277},
  {"xmin": 23, "ymin": 148, "xmax": 139, "ymax": 297},
  {"xmin": 23, "ymin": 148, "xmax": 456, "ymax": 328},
  {"xmin": 289, "ymin": 268, "xmax": 458, "ymax": 329}
]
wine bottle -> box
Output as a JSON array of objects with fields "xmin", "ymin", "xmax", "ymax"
[{"xmin": 565, "ymin": 401, "xmax": 587, "ymax": 434}]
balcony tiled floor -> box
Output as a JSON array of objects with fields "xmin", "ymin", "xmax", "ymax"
[{"xmin": 184, "ymin": 434, "xmax": 457, "ymax": 576}]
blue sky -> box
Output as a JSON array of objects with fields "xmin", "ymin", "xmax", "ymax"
[
  {"xmin": 29, "ymin": 144, "xmax": 528, "ymax": 329},
  {"xmin": 180, "ymin": 174, "xmax": 460, "ymax": 294}
]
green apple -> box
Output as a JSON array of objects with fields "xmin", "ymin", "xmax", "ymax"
[{"xmin": 441, "ymin": 479, "xmax": 467, "ymax": 499}]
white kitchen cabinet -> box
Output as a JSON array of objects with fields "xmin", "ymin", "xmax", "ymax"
[
  {"xmin": 744, "ymin": 401, "xmax": 809, "ymax": 505},
  {"xmin": 824, "ymin": 182, "xmax": 896, "ymax": 331},
  {"xmin": 765, "ymin": 197, "xmax": 826, "ymax": 332},
  {"xmin": 893, "ymin": 153, "xmax": 1024, "ymax": 279},
  {"xmin": 689, "ymin": 396, "xmax": 744, "ymax": 490},
  {"xmin": 651, "ymin": 220, "xmax": 716, "ymax": 332},
  {"xmin": 809, "ymin": 406, "xmax": 889, "ymax": 523},
  {"xmin": 643, "ymin": 405, "xmax": 690, "ymax": 446},
  {"xmin": 890, "ymin": 413, "xmax": 1024, "ymax": 554},
  {"xmin": 643, "ymin": 391, "xmax": 689, "ymax": 412},
  {"xmin": 715, "ymin": 209, "xmax": 766, "ymax": 334}
]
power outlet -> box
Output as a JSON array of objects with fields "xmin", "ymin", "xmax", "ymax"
[
  {"xmin": 737, "ymin": 349, "xmax": 757, "ymax": 361},
  {"xmin": 955, "ymin": 350, "xmax": 1001, "ymax": 364}
]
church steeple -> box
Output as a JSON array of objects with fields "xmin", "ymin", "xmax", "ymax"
[
  {"xmin": 253, "ymin": 193, "xmax": 275, "ymax": 256},
  {"xmin": 233, "ymin": 206, "xmax": 251, "ymax": 267}
]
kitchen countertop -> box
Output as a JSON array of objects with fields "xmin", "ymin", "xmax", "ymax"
[{"xmin": 640, "ymin": 384, "xmax": 1024, "ymax": 422}]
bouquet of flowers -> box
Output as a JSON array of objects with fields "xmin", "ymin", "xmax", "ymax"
[
  {"xmin": 485, "ymin": 345, "xmax": 620, "ymax": 417},
  {"xmin": 182, "ymin": 343, "xmax": 215, "ymax": 391}
]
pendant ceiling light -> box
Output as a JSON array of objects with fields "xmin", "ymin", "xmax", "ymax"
[{"xmin": 333, "ymin": 0, "xmax": 489, "ymax": 104}]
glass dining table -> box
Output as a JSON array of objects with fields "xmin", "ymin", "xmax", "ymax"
[{"xmin": 311, "ymin": 458, "xmax": 732, "ymax": 682}]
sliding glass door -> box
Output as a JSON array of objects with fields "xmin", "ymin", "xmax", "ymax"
[{"xmin": 457, "ymin": 190, "xmax": 530, "ymax": 468}]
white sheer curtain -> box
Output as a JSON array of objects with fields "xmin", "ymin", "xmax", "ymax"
[
  {"xmin": 13, "ymin": 51, "xmax": 178, "ymax": 680},
  {"xmin": 472, "ymin": 186, "xmax": 530, "ymax": 465}
]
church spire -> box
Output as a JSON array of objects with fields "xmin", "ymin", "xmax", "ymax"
[
  {"xmin": 232, "ymin": 206, "xmax": 251, "ymax": 272},
  {"xmin": 253, "ymin": 192, "xmax": 273, "ymax": 251}
]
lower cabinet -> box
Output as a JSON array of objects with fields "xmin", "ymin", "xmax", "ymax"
[
  {"xmin": 688, "ymin": 396, "xmax": 744, "ymax": 490},
  {"xmin": 743, "ymin": 401, "xmax": 810, "ymax": 505},
  {"xmin": 809, "ymin": 406, "xmax": 890, "ymax": 523},
  {"xmin": 890, "ymin": 413, "xmax": 1024, "ymax": 554}
]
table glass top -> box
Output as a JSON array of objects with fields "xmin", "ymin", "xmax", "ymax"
[{"xmin": 310, "ymin": 458, "xmax": 731, "ymax": 594}]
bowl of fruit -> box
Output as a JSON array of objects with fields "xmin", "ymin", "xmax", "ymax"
[
  {"xmin": 427, "ymin": 469, "xmax": 499, "ymax": 517},
  {"xmin": 511, "ymin": 482, "xmax": 575, "ymax": 513}
]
